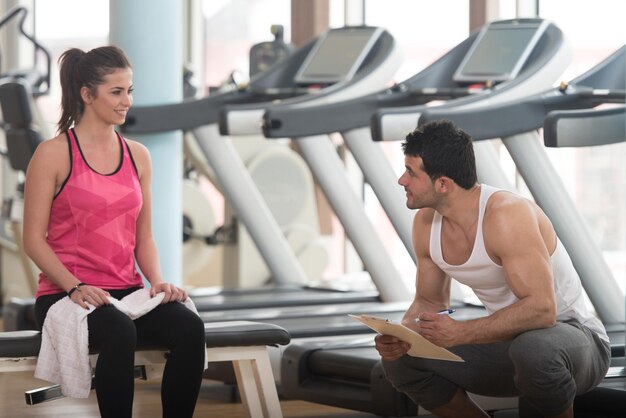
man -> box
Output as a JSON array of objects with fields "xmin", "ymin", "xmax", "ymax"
[{"xmin": 375, "ymin": 120, "xmax": 610, "ymax": 418}]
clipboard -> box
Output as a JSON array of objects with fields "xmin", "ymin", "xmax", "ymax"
[{"xmin": 349, "ymin": 314, "xmax": 464, "ymax": 362}]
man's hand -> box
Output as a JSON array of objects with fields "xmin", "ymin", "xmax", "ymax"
[
  {"xmin": 150, "ymin": 282, "xmax": 188, "ymax": 303},
  {"xmin": 374, "ymin": 334, "xmax": 411, "ymax": 361},
  {"xmin": 416, "ymin": 312, "xmax": 460, "ymax": 347}
]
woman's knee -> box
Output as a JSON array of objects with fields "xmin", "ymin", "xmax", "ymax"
[
  {"xmin": 177, "ymin": 312, "xmax": 205, "ymax": 345},
  {"xmin": 88, "ymin": 306, "xmax": 137, "ymax": 350},
  {"xmin": 158, "ymin": 305, "xmax": 205, "ymax": 348}
]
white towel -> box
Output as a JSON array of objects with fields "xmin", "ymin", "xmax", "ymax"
[{"xmin": 35, "ymin": 288, "xmax": 205, "ymax": 398}]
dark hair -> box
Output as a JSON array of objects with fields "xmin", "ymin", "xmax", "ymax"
[
  {"xmin": 57, "ymin": 46, "xmax": 131, "ymax": 133},
  {"xmin": 401, "ymin": 120, "xmax": 477, "ymax": 189}
]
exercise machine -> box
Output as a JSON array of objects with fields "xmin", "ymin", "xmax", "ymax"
[
  {"xmin": 218, "ymin": 26, "xmax": 409, "ymax": 302},
  {"xmin": 0, "ymin": 6, "xmax": 51, "ymax": 306},
  {"xmin": 122, "ymin": 25, "xmax": 406, "ymax": 309}
]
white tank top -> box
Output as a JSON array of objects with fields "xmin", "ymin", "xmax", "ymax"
[{"xmin": 430, "ymin": 184, "xmax": 608, "ymax": 341}]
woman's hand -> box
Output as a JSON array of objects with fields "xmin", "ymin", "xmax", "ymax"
[
  {"xmin": 69, "ymin": 284, "xmax": 111, "ymax": 309},
  {"xmin": 150, "ymin": 282, "xmax": 188, "ymax": 303}
]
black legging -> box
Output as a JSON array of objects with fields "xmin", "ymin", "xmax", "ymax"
[{"xmin": 35, "ymin": 288, "xmax": 206, "ymax": 418}]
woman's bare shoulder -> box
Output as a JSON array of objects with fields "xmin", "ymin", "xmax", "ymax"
[
  {"xmin": 31, "ymin": 133, "xmax": 69, "ymax": 163},
  {"xmin": 124, "ymin": 138, "xmax": 149, "ymax": 158},
  {"xmin": 123, "ymin": 138, "xmax": 151, "ymax": 177}
]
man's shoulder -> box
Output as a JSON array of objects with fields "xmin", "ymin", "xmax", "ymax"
[
  {"xmin": 414, "ymin": 207, "xmax": 436, "ymax": 225},
  {"xmin": 486, "ymin": 190, "xmax": 535, "ymax": 215},
  {"xmin": 484, "ymin": 191, "xmax": 549, "ymax": 238}
]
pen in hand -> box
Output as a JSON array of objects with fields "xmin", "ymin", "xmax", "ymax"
[{"xmin": 412, "ymin": 308, "xmax": 455, "ymax": 323}]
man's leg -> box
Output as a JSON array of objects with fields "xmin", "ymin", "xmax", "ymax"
[
  {"xmin": 509, "ymin": 322, "xmax": 610, "ymax": 417},
  {"xmin": 430, "ymin": 388, "xmax": 491, "ymax": 418},
  {"xmin": 382, "ymin": 340, "xmax": 519, "ymax": 415}
]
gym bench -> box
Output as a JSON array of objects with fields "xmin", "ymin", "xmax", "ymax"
[{"xmin": 0, "ymin": 321, "xmax": 290, "ymax": 418}]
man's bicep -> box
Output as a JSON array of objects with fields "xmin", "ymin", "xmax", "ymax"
[
  {"xmin": 501, "ymin": 245, "xmax": 554, "ymax": 301},
  {"xmin": 490, "ymin": 204, "xmax": 555, "ymax": 301}
]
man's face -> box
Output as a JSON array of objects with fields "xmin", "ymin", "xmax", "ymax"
[{"xmin": 398, "ymin": 155, "xmax": 437, "ymax": 210}]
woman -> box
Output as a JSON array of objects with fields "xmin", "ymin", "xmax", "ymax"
[{"xmin": 23, "ymin": 45, "xmax": 205, "ymax": 418}]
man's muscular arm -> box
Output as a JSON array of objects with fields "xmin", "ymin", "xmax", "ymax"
[
  {"xmin": 375, "ymin": 209, "xmax": 451, "ymax": 361},
  {"xmin": 402, "ymin": 209, "xmax": 452, "ymax": 322},
  {"xmin": 419, "ymin": 195, "xmax": 557, "ymax": 347}
]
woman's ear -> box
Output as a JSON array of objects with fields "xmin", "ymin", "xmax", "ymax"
[{"xmin": 80, "ymin": 86, "xmax": 92, "ymax": 105}]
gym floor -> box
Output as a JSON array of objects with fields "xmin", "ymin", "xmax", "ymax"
[
  {"xmin": 0, "ymin": 371, "xmax": 374, "ymax": 418},
  {"xmin": 0, "ymin": 316, "xmax": 372, "ymax": 417}
]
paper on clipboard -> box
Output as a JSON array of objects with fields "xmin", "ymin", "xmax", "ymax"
[{"xmin": 349, "ymin": 314, "xmax": 464, "ymax": 362}]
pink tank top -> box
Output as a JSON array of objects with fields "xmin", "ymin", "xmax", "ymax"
[{"xmin": 36, "ymin": 129, "xmax": 144, "ymax": 296}]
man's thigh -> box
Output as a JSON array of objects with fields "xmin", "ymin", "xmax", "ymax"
[
  {"xmin": 509, "ymin": 321, "xmax": 610, "ymax": 395},
  {"xmin": 412, "ymin": 340, "xmax": 519, "ymax": 398}
]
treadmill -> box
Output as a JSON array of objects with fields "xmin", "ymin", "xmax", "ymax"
[
  {"xmin": 121, "ymin": 26, "xmax": 409, "ymax": 312},
  {"xmin": 260, "ymin": 19, "xmax": 569, "ymax": 263},
  {"xmin": 279, "ymin": 43, "xmax": 625, "ymax": 417},
  {"xmin": 418, "ymin": 45, "xmax": 626, "ymax": 327},
  {"xmin": 252, "ymin": 18, "xmax": 569, "ymax": 343},
  {"xmin": 202, "ymin": 19, "xmax": 553, "ymax": 334},
  {"xmin": 224, "ymin": 17, "xmax": 572, "ymax": 372},
  {"xmin": 218, "ymin": 27, "xmax": 410, "ymax": 303}
]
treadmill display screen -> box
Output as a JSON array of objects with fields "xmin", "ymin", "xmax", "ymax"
[
  {"xmin": 453, "ymin": 20, "xmax": 549, "ymax": 83},
  {"xmin": 294, "ymin": 27, "xmax": 383, "ymax": 85}
]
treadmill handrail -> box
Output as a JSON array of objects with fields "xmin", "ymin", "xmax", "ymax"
[
  {"xmin": 544, "ymin": 105, "xmax": 626, "ymax": 147},
  {"xmin": 262, "ymin": 86, "xmax": 483, "ymax": 139},
  {"xmin": 121, "ymin": 90, "xmax": 296, "ymax": 134},
  {"xmin": 120, "ymin": 37, "xmax": 321, "ymax": 134},
  {"xmin": 419, "ymin": 86, "xmax": 625, "ymax": 141}
]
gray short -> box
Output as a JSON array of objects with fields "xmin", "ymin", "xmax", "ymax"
[{"xmin": 381, "ymin": 321, "xmax": 610, "ymax": 416}]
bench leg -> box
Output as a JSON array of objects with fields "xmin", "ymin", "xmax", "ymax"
[
  {"xmin": 206, "ymin": 346, "xmax": 283, "ymax": 418},
  {"xmin": 234, "ymin": 359, "xmax": 265, "ymax": 418}
]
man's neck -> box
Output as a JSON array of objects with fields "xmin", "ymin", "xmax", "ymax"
[{"xmin": 437, "ymin": 183, "xmax": 481, "ymax": 230}]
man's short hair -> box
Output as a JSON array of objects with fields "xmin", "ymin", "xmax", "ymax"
[{"xmin": 402, "ymin": 120, "xmax": 477, "ymax": 189}]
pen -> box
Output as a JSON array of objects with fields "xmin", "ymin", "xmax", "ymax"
[
  {"xmin": 437, "ymin": 308, "xmax": 456, "ymax": 315},
  {"xmin": 412, "ymin": 308, "xmax": 455, "ymax": 322}
]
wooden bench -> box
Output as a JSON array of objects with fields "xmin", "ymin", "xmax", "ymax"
[{"xmin": 0, "ymin": 321, "xmax": 290, "ymax": 418}]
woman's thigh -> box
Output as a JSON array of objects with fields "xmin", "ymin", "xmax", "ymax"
[{"xmin": 133, "ymin": 302, "xmax": 205, "ymax": 348}]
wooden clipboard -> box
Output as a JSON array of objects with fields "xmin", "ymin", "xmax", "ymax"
[{"xmin": 349, "ymin": 314, "xmax": 464, "ymax": 362}]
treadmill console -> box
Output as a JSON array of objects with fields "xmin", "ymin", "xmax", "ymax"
[
  {"xmin": 294, "ymin": 26, "xmax": 384, "ymax": 85},
  {"xmin": 453, "ymin": 19, "xmax": 550, "ymax": 84}
]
